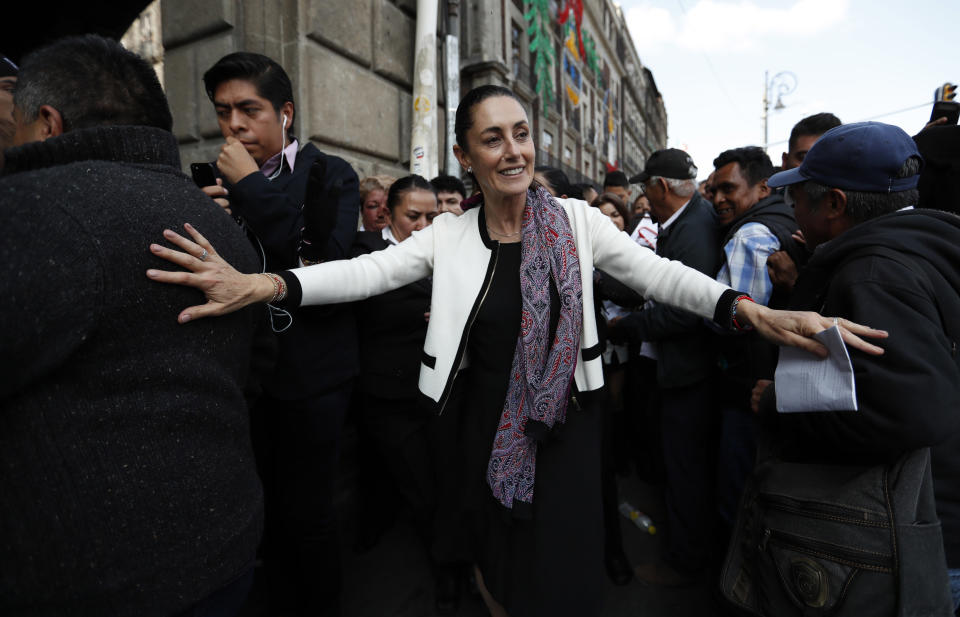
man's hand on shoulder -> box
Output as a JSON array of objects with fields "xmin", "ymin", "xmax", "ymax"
[{"xmin": 217, "ymin": 136, "xmax": 260, "ymax": 185}]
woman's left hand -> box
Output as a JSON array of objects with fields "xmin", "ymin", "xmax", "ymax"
[{"xmin": 735, "ymin": 301, "xmax": 888, "ymax": 358}]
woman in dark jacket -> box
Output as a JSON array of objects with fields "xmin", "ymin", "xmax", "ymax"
[
  {"xmin": 352, "ymin": 174, "xmax": 437, "ymax": 530},
  {"xmin": 351, "ymin": 175, "xmax": 464, "ymax": 610}
]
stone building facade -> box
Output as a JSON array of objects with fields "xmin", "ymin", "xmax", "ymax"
[{"xmin": 154, "ymin": 0, "xmax": 667, "ymax": 184}]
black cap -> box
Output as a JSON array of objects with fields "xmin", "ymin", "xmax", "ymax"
[
  {"xmin": 0, "ymin": 54, "xmax": 17, "ymax": 79},
  {"xmin": 629, "ymin": 148, "xmax": 698, "ymax": 184}
]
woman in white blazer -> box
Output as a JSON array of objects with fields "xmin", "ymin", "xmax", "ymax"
[{"xmin": 148, "ymin": 85, "xmax": 885, "ymax": 617}]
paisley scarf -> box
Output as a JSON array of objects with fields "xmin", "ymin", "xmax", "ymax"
[{"xmin": 485, "ymin": 186, "xmax": 584, "ymax": 512}]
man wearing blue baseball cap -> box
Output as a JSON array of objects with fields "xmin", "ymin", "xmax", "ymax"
[{"xmin": 752, "ymin": 121, "xmax": 960, "ymax": 610}]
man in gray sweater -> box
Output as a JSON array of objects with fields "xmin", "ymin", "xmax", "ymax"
[{"xmin": 0, "ymin": 35, "xmax": 264, "ymax": 616}]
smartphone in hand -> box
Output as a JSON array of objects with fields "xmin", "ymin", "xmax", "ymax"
[{"xmin": 190, "ymin": 162, "xmax": 218, "ymax": 188}]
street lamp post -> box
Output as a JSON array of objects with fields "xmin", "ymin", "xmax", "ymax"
[{"xmin": 762, "ymin": 70, "xmax": 797, "ymax": 152}]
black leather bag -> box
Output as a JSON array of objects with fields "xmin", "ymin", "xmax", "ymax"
[{"xmin": 720, "ymin": 446, "xmax": 953, "ymax": 616}]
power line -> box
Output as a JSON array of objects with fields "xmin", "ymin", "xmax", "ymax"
[
  {"xmin": 674, "ymin": 0, "xmax": 746, "ymax": 122},
  {"xmin": 764, "ymin": 102, "xmax": 932, "ymax": 149},
  {"xmin": 855, "ymin": 102, "xmax": 929, "ymax": 122}
]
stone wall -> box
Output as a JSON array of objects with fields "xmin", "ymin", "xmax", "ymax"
[
  {"xmin": 158, "ymin": 0, "xmax": 667, "ymax": 184},
  {"xmin": 161, "ymin": 0, "xmax": 447, "ymax": 179}
]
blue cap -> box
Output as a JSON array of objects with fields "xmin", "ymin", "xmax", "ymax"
[{"xmin": 768, "ymin": 121, "xmax": 922, "ymax": 192}]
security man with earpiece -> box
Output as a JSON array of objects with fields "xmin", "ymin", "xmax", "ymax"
[{"xmin": 201, "ymin": 51, "xmax": 361, "ymax": 617}]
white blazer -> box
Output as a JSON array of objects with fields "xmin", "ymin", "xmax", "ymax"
[{"xmin": 291, "ymin": 198, "xmax": 729, "ymax": 411}]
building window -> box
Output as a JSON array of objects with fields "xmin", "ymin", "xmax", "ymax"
[{"xmin": 542, "ymin": 130, "xmax": 554, "ymax": 154}]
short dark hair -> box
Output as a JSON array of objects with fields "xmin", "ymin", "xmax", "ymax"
[
  {"xmin": 534, "ymin": 165, "xmax": 571, "ymax": 197},
  {"xmin": 386, "ymin": 174, "xmax": 436, "ymax": 213},
  {"xmin": 430, "ymin": 174, "xmax": 467, "ymax": 198},
  {"xmin": 788, "ymin": 113, "xmax": 841, "ymax": 152},
  {"xmin": 572, "ymin": 182, "xmax": 599, "ymax": 197},
  {"xmin": 14, "ymin": 35, "xmax": 171, "ymax": 132},
  {"xmin": 454, "ymin": 84, "xmax": 522, "ymax": 152},
  {"xmin": 592, "ymin": 192, "xmax": 630, "ymax": 223},
  {"xmin": 802, "ymin": 156, "xmax": 921, "ymax": 223},
  {"xmin": 603, "ymin": 170, "xmax": 629, "ymax": 188},
  {"xmin": 713, "ymin": 146, "xmax": 774, "ymax": 186},
  {"xmin": 203, "ymin": 52, "xmax": 295, "ymax": 135}
]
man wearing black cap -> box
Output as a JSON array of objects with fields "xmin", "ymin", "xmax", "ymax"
[
  {"xmin": 0, "ymin": 53, "xmax": 17, "ymax": 163},
  {"xmin": 617, "ymin": 149, "xmax": 722, "ymax": 586},
  {"xmin": 757, "ymin": 121, "xmax": 960, "ymax": 609}
]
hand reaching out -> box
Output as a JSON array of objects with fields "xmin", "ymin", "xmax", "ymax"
[
  {"xmin": 734, "ymin": 301, "xmax": 888, "ymax": 358},
  {"xmin": 147, "ymin": 224, "xmax": 274, "ymax": 323}
]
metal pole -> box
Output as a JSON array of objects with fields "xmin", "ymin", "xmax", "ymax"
[
  {"xmin": 410, "ymin": 0, "xmax": 439, "ymax": 178},
  {"xmin": 444, "ymin": 0, "xmax": 461, "ymax": 177},
  {"xmin": 762, "ymin": 70, "xmax": 769, "ymax": 152}
]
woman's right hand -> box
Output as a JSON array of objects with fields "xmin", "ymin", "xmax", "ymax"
[{"xmin": 147, "ymin": 223, "xmax": 275, "ymax": 323}]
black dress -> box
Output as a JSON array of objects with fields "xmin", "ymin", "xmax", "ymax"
[{"xmin": 459, "ymin": 242, "xmax": 605, "ymax": 617}]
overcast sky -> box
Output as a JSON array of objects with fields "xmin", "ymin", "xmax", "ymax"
[{"xmin": 620, "ymin": 0, "xmax": 959, "ymax": 180}]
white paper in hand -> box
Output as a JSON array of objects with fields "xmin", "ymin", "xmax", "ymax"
[{"xmin": 774, "ymin": 325, "xmax": 858, "ymax": 413}]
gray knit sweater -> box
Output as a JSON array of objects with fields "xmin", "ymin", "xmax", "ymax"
[{"xmin": 0, "ymin": 126, "xmax": 263, "ymax": 616}]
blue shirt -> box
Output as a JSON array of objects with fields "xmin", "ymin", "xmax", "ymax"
[{"xmin": 716, "ymin": 222, "xmax": 780, "ymax": 307}]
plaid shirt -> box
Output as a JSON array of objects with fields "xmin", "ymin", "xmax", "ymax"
[{"xmin": 716, "ymin": 222, "xmax": 780, "ymax": 307}]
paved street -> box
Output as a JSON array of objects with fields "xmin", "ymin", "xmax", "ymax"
[
  {"xmin": 337, "ymin": 473, "xmax": 723, "ymax": 617},
  {"xmin": 241, "ymin": 424, "xmax": 730, "ymax": 617}
]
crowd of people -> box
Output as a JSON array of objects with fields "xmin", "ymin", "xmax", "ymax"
[{"xmin": 2, "ymin": 33, "xmax": 960, "ymax": 617}]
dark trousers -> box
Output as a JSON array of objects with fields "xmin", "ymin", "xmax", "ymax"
[
  {"xmin": 357, "ymin": 392, "xmax": 436, "ymax": 544},
  {"xmin": 659, "ymin": 379, "xmax": 719, "ymax": 574},
  {"xmin": 624, "ymin": 355, "xmax": 662, "ymax": 484},
  {"xmin": 250, "ymin": 382, "xmax": 352, "ymax": 617},
  {"xmin": 599, "ymin": 384, "xmax": 627, "ymax": 559},
  {"xmin": 716, "ymin": 405, "xmax": 758, "ymax": 530}
]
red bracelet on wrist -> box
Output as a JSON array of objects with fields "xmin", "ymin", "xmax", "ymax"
[{"xmin": 731, "ymin": 294, "xmax": 755, "ymax": 331}]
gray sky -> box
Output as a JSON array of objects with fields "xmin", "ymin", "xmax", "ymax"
[{"xmin": 621, "ymin": 0, "xmax": 958, "ymax": 179}]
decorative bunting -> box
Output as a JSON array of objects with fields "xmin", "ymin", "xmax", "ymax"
[
  {"xmin": 556, "ymin": 0, "xmax": 585, "ymax": 59},
  {"xmin": 524, "ymin": 0, "xmax": 556, "ymax": 115}
]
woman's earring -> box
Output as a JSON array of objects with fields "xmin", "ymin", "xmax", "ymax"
[{"xmin": 467, "ymin": 166, "xmax": 473, "ymax": 173}]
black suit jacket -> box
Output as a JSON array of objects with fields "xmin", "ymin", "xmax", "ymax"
[
  {"xmin": 223, "ymin": 142, "xmax": 361, "ymax": 397},
  {"xmin": 351, "ymin": 232, "xmax": 432, "ymax": 399},
  {"xmin": 617, "ymin": 193, "xmax": 721, "ymax": 388}
]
